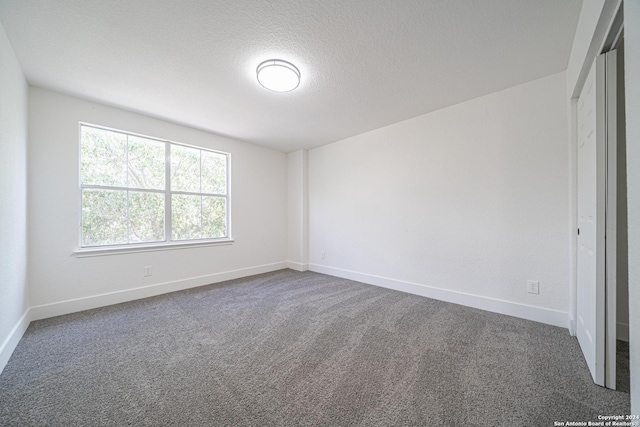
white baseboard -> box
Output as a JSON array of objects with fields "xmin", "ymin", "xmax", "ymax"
[
  {"xmin": 286, "ymin": 261, "xmax": 309, "ymax": 272},
  {"xmin": 2, "ymin": 261, "xmax": 571, "ymax": 375},
  {"xmin": 29, "ymin": 262, "xmax": 288, "ymax": 321},
  {"xmin": 617, "ymin": 322, "xmax": 629, "ymax": 342},
  {"xmin": 568, "ymin": 318, "xmax": 576, "ymax": 337},
  {"xmin": 0, "ymin": 309, "xmax": 32, "ymax": 374},
  {"xmin": 1, "ymin": 262, "xmax": 288, "ymax": 374},
  {"xmin": 309, "ymin": 264, "xmax": 570, "ymax": 330}
]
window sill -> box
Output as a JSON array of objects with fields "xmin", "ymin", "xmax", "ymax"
[{"xmin": 74, "ymin": 239, "xmax": 234, "ymax": 258}]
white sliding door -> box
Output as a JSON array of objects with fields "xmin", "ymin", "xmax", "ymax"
[
  {"xmin": 576, "ymin": 55, "xmax": 606, "ymax": 387},
  {"xmin": 576, "ymin": 50, "xmax": 618, "ymax": 389}
]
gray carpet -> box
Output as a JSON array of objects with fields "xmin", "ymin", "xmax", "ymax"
[
  {"xmin": 0, "ymin": 269, "xmax": 630, "ymax": 426},
  {"xmin": 618, "ymin": 340, "xmax": 631, "ymax": 393}
]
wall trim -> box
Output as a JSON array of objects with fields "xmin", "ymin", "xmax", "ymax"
[
  {"xmin": 30, "ymin": 262, "xmax": 288, "ymax": 321},
  {"xmin": 0, "ymin": 309, "xmax": 32, "ymax": 374},
  {"xmin": 3, "ymin": 261, "xmax": 572, "ymax": 374},
  {"xmin": 617, "ymin": 322, "xmax": 629, "ymax": 342},
  {"xmin": 569, "ymin": 0, "xmax": 622, "ymax": 98},
  {"xmin": 286, "ymin": 261, "xmax": 309, "ymax": 272},
  {"xmin": 568, "ymin": 318, "xmax": 576, "ymax": 337},
  {"xmin": 1, "ymin": 262, "xmax": 288, "ymax": 374},
  {"xmin": 309, "ymin": 263, "xmax": 571, "ymax": 330}
]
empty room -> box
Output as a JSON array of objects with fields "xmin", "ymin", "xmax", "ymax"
[{"xmin": 1, "ymin": 0, "xmax": 639, "ymax": 425}]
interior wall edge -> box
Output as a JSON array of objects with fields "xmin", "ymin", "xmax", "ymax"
[
  {"xmin": 0, "ymin": 19, "xmax": 29, "ymax": 379},
  {"xmin": 309, "ymin": 263, "xmax": 571, "ymax": 331},
  {"xmin": 286, "ymin": 262, "xmax": 309, "ymax": 272},
  {"xmin": 0, "ymin": 261, "xmax": 291, "ymax": 374},
  {"xmin": 28, "ymin": 262, "xmax": 288, "ymax": 322},
  {"xmin": 0, "ymin": 308, "xmax": 31, "ymax": 375}
]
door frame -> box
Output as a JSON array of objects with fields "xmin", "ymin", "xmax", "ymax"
[
  {"xmin": 605, "ymin": 48, "xmax": 619, "ymax": 390},
  {"xmin": 570, "ymin": 0, "xmax": 624, "ymax": 390}
]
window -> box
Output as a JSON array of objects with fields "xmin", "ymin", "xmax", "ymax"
[{"xmin": 79, "ymin": 123, "xmax": 230, "ymax": 249}]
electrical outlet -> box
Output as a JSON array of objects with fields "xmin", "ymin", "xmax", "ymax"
[
  {"xmin": 321, "ymin": 251, "xmax": 326, "ymax": 260},
  {"xmin": 527, "ymin": 280, "xmax": 539, "ymax": 294},
  {"xmin": 144, "ymin": 266, "xmax": 152, "ymax": 277}
]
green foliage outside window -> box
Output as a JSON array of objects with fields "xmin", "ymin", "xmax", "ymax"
[{"xmin": 80, "ymin": 124, "xmax": 229, "ymax": 247}]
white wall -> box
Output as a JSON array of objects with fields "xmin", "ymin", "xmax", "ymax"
[
  {"xmin": 0, "ymin": 22, "xmax": 29, "ymax": 371},
  {"xmin": 309, "ymin": 72, "xmax": 570, "ymax": 326},
  {"xmin": 287, "ymin": 149, "xmax": 308, "ymax": 271},
  {"xmin": 27, "ymin": 88, "xmax": 287, "ymax": 315},
  {"xmin": 624, "ymin": 0, "xmax": 640, "ymax": 414}
]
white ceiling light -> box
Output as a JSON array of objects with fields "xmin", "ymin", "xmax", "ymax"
[{"xmin": 256, "ymin": 59, "xmax": 300, "ymax": 92}]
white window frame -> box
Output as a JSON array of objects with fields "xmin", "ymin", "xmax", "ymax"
[{"xmin": 75, "ymin": 122, "xmax": 233, "ymax": 257}]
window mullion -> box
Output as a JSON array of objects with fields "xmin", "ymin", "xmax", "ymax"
[
  {"xmin": 170, "ymin": 190, "xmax": 226, "ymax": 197},
  {"xmin": 126, "ymin": 190, "xmax": 130, "ymax": 244},
  {"xmin": 225, "ymin": 155, "xmax": 230, "ymax": 239},
  {"xmin": 125, "ymin": 136, "xmax": 130, "ymax": 243},
  {"xmin": 199, "ymin": 195, "xmax": 202, "ymax": 240},
  {"xmin": 126, "ymin": 135, "xmax": 130, "ymax": 187},
  {"xmin": 165, "ymin": 141, "xmax": 171, "ymax": 243},
  {"xmin": 199, "ymin": 151, "xmax": 203, "ymax": 239},
  {"xmin": 81, "ymin": 184, "xmax": 165, "ymax": 193}
]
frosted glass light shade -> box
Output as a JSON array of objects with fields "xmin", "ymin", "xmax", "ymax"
[{"xmin": 256, "ymin": 59, "xmax": 300, "ymax": 92}]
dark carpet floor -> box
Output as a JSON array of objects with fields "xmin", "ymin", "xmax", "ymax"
[
  {"xmin": 0, "ymin": 269, "xmax": 630, "ymax": 426},
  {"xmin": 618, "ymin": 340, "xmax": 631, "ymax": 393}
]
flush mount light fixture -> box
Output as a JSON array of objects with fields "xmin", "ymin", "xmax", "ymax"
[{"xmin": 256, "ymin": 59, "xmax": 300, "ymax": 92}]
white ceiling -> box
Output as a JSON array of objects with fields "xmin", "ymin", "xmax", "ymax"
[{"xmin": 0, "ymin": 0, "xmax": 582, "ymax": 153}]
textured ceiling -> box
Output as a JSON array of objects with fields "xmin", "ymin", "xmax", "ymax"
[{"xmin": 0, "ymin": 0, "xmax": 582, "ymax": 152}]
